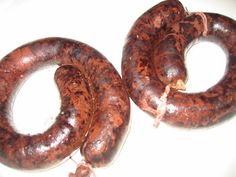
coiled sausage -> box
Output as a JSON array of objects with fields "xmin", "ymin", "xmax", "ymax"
[
  {"xmin": 0, "ymin": 37, "xmax": 130, "ymax": 177},
  {"xmin": 122, "ymin": 0, "xmax": 236, "ymax": 127}
]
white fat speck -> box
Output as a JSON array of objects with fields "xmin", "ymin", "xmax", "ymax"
[
  {"xmin": 213, "ymin": 23, "xmax": 229, "ymax": 33},
  {"xmin": 68, "ymin": 117, "xmax": 76, "ymax": 127},
  {"xmin": 166, "ymin": 104, "xmax": 178, "ymax": 114},
  {"xmin": 22, "ymin": 56, "xmax": 32, "ymax": 64}
]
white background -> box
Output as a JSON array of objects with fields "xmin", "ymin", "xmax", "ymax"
[{"xmin": 0, "ymin": 0, "xmax": 236, "ymax": 177}]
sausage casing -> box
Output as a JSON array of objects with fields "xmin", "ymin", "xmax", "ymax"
[{"xmin": 0, "ymin": 38, "xmax": 130, "ymax": 176}]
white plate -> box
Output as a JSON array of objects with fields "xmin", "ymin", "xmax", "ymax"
[{"xmin": 0, "ymin": 0, "xmax": 236, "ymax": 177}]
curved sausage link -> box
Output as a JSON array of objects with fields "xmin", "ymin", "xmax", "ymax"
[
  {"xmin": 0, "ymin": 38, "xmax": 130, "ymax": 176},
  {"xmin": 122, "ymin": 0, "xmax": 186, "ymax": 116},
  {"xmin": 122, "ymin": 0, "xmax": 236, "ymax": 127}
]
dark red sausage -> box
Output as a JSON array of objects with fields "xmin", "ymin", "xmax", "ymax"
[
  {"xmin": 122, "ymin": 0, "xmax": 236, "ymax": 127},
  {"xmin": 0, "ymin": 37, "xmax": 130, "ymax": 177}
]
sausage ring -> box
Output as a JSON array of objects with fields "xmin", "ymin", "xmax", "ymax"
[
  {"xmin": 122, "ymin": 0, "xmax": 236, "ymax": 127},
  {"xmin": 0, "ymin": 37, "xmax": 130, "ymax": 177}
]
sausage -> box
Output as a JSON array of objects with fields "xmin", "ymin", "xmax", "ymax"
[
  {"xmin": 0, "ymin": 37, "xmax": 130, "ymax": 177},
  {"xmin": 122, "ymin": 0, "xmax": 236, "ymax": 127}
]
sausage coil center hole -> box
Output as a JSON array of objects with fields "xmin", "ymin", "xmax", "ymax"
[
  {"xmin": 184, "ymin": 40, "xmax": 227, "ymax": 93},
  {"xmin": 12, "ymin": 66, "xmax": 60, "ymax": 135}
]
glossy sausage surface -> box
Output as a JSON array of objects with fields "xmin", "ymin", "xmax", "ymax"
[
  {"xmin": 0, "ymin": 37, "xmax": 130, "ymax": 176},
  {"xmin": 122, "ymin": 0, "xmax": 236, "ymax": 127}
]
